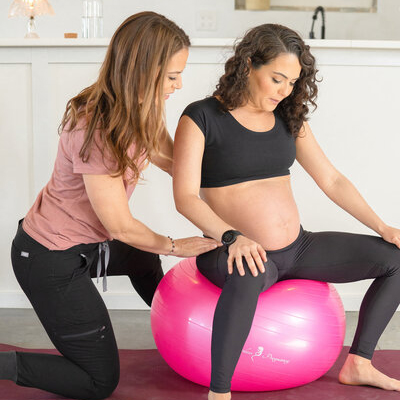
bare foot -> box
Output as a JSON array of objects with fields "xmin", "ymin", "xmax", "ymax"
[
  {"xmin": 339, "ymin": 354, "xmax": 400, "ymax": 391},
  {"xmin": 208, "ymin": 390, "xmax": 231, "ymax": 400}
]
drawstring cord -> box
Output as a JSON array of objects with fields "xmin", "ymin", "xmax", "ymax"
[{"xmin": 97, "ymin": 241, "xmax": 110, "ymax": 292}]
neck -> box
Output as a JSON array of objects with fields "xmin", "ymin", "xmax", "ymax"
[{"xmin": 241, "ymin": 99, "xmax": 271, "ymax": 115}]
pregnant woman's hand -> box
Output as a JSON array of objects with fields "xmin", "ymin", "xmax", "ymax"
[
  {"xmin": 227, "ymin": 236, "xmax": 267, "ymax": 276},
  {"xmin": 380, "ymin": 225, "xmax": 400, "ymax": 249}
]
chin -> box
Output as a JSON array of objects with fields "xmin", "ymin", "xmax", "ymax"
[
  {"xmin": 262, "ymin": 104, "xmax": 276, "ymax": 112},
  {"xmin": 258, "ymin": 100, "xmax": 274, "ymax": 112}
]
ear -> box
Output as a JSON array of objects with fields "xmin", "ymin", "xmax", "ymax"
[{"xmin": 247, "ymin": 57, "xmax": 252, "ymax": 75}]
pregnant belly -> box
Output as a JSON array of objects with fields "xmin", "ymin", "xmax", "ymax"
[{"xmin": 201, "ymin": 176, "xmax": 301, "ymax": 250}]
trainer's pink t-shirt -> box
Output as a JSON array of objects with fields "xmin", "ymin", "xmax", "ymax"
[{"xmin": 23, "ymin": 120, "xmax": 147, "ymax": 250}]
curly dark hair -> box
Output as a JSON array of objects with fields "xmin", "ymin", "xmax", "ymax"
[{"xmin": 213, "ymin": 24, "xmax": 319, "ymax": 137}]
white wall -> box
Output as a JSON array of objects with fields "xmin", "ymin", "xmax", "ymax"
[
  {"xmin": 0, "ymin": 42, "xmax": 399, "ymax": 311},
  {"xmin": 1, "ymin": 0, "xmax": 400, "ymax": 41}
]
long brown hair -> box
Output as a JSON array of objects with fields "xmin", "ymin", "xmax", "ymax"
[
  {"xmin": 60, "ymin": 12, "xmax": 190, "ymax": 181},
  {"xmin": 214, "ymin": 24, "xmax": 318, "ymax": 137}
]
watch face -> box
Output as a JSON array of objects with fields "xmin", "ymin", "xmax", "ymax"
[
  {"xmin": 222, "ymin": 231, "xmax": 235, "ymax": 244},
  {"xmin": 222, "ymin": 230, "xmax": 237, "ymax": 246},
  {"xmin": 222, "ymin": 230, "xmax": 242, "ymax": 245}
]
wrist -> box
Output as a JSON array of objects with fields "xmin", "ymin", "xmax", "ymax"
[
  {"xmin": 166, "ymin": 236, "xmax": 176, "ymax": 255},
  {"xmin": 376, "ymin": 222, "xmax": 388, "ymax": 236},
  {"xmin": 158, "ymin": 234, "xmax": 175, "ymax": 256},
  {"xmin": 221, "ymin": 229, "xmax": 243, "ymax": 247}
]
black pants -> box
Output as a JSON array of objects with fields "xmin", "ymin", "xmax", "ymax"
[
  {"xmin": 10, "ymin": 221, "xmax": 163, "ymax": 399},
  {"xmin": 197, "ymin": 226, "xmax": 400, "ymax": 393}
]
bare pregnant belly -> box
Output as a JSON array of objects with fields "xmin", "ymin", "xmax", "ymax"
[{"xmin": 201, "ymin": 176, "xmax": 301, "ymax": 250}]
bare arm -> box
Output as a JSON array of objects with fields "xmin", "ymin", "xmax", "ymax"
[
  {"xmin": 151, "ymin": 132, "xmax": 174, "ymax": 176},
  {"xmin": 321, "ymin": 175, "xmax": 387, "ymax": 235},
  {"xmin": 83, "ymin": 173, "xmax": 218, "ymax": 256},
  {"xmin": 173, "ymin": 116, "xmax": 234, "ymax": 240},
  {"xmin": 173, "ymin": 115, "xmax": 266, "ymax": 275},
  {"xmin": 296, "ymin": 122, "xmax": 390, "ymax": 237}
]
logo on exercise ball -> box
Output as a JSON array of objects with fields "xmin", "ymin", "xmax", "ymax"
[{"xmin": 243, "ymin": 346, "xmax": 290, "ymax": 364}]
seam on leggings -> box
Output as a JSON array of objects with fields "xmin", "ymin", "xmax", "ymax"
[{"xmin": 266, "ymin": 225, "xmax": 303, "ymax": 254}]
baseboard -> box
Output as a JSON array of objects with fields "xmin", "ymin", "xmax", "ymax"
[
  {"xmin": 1, "ymin": 291, "xmax": 398, "ymax": 312},
  {"xmin": 0, "ymin": 291, "xmax": 150, "ymax": 310},
  {"xmin": 339, "ymin": 294, "xmax": 363, "ymax": 311}
]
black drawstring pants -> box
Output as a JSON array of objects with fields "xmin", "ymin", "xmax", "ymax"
[{"xmin": 9, "ymin": 221, "xmax": 163, "ymax": 399}]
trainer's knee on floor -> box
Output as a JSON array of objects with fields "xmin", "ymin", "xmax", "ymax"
[{"xmin": 88, "ymin": 372, "xmax": 119, "ymax": 400}]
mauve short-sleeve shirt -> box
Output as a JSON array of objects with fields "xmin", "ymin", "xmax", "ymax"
[{"xmin": 23, "ymin": 120, "xmax": 147, "ymax": 250}]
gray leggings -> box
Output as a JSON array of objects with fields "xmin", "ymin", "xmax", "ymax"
[{"xmin": 196, "ymin": 226, "xmax": 400, "ymax": 393}]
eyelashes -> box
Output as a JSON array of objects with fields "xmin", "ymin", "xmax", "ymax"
[{"xmin": 272, "ymin": 77, "xmax": 295, "ymax": 87}]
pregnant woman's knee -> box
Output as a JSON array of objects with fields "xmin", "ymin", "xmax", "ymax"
[{"xmin": 197, "ymin": 247, "xmax": 278, "ymax": 291}]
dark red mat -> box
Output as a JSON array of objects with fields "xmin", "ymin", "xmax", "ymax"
[{"xmin": 0, "ymin": 344, "xmax": 399, "ymax": 400}]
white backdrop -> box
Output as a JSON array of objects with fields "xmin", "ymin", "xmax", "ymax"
[{"xmin": 0, "ymin": 41, "xmax": 399, "ymax": 310}]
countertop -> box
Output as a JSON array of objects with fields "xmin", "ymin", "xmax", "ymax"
[{"xmin": 1, "ymin": 38, "xmax": 400, "ymax": 49}]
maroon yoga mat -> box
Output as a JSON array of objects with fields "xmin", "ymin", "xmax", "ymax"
[{"xmin": 0, "ymin": 345, "xmax": 399, "ymax": 400}]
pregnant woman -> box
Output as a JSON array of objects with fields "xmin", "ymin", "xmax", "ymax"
[{"xmin": 173, "ymin": 23, "xmax": 400, "ymax": 400}]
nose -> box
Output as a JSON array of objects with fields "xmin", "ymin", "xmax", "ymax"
[
  {"xmin": 278, "ymin": 82, "xmax": 292, "ymax": 98},
  {"xmin": 174, "ymin": 75, "xmax": 183, "ymax": 90}
]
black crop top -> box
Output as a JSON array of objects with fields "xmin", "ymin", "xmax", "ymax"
[{"xmin": 181, "ymin": 97, "xmax": 296, "ymax": 188}]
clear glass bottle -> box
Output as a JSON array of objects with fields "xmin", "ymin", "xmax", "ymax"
[{"xmin": 82, "ymin": 0, "xmax": 103, "ymax": 38}]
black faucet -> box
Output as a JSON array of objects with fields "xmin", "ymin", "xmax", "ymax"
[{"xmin": 309, "ymin": 6, "xmax": 326, "ymax": 39}]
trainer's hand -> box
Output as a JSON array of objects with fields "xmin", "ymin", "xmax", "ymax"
[
  {"xmin": 227, "ymin": 235, "xmax": 267, "ymax": 277},
  {"xmin": 173, "ymin": 237, "xmax": 220, "ymax": 257},
  {"xmin": 381, "ymin": 225, "xmax": 400, "ymax": 249}
]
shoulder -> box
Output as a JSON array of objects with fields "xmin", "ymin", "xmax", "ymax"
[
  {"xmin": 62, "ymin": 117, "xmax": 106, "ymax": 152},
  {"xmin": 182, "ymin": 96, "xmax": 224, "ymax": 117},
  {"xmin": 58, "ymin": 119, "xmax": 86, "ymax": 159},
  {"xmin": 181, "ymin": 97, "xmax": 225, "ymax": 137},
  {"xmin": 60, "ymin": 118, "xmax": 117, "ymax": 174}
]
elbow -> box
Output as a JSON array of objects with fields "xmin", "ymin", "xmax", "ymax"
[
  {"xmin": 103, "ymin": 216, "xmax": 138, "ymax": 244},
  {"xmin": 320, "ymin": 171, "xmax": 344, "ymax": 194},
  {"xmin": 174, "ymin": 193, "xmax": 196, "ymax": 216},
  {"xmin": 108, "ymin": 229, "xmax": 126, "ymax": 243},
  {"xmin": 174, "ymin": 197, "xmax": 186, "ymax": 215},
  {"xmin": 107, "ymin": 224, "xmax": 132, "ymax": 243}
]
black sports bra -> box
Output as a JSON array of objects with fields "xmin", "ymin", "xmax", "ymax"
[{"xmin": 181, "ymin": 97, "xmax": 296, "ymax": 188}]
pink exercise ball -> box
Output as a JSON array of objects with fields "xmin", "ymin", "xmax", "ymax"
[{"xmin": 151, "ymin": 257, "xmax": 345, "ymax": 391}]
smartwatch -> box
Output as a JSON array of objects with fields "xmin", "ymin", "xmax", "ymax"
[{"xmin": 221, "ymin": 230, "xmax": 243, "ymax": 247}]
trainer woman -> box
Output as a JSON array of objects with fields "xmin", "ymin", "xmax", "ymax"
[
  {"xmin": 173, "ymin": 24, "xmax": 400, "ymax": 400},
  {"xmin": 0, "ymin": 12, "xmax": 218, "ymax": 400}
]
